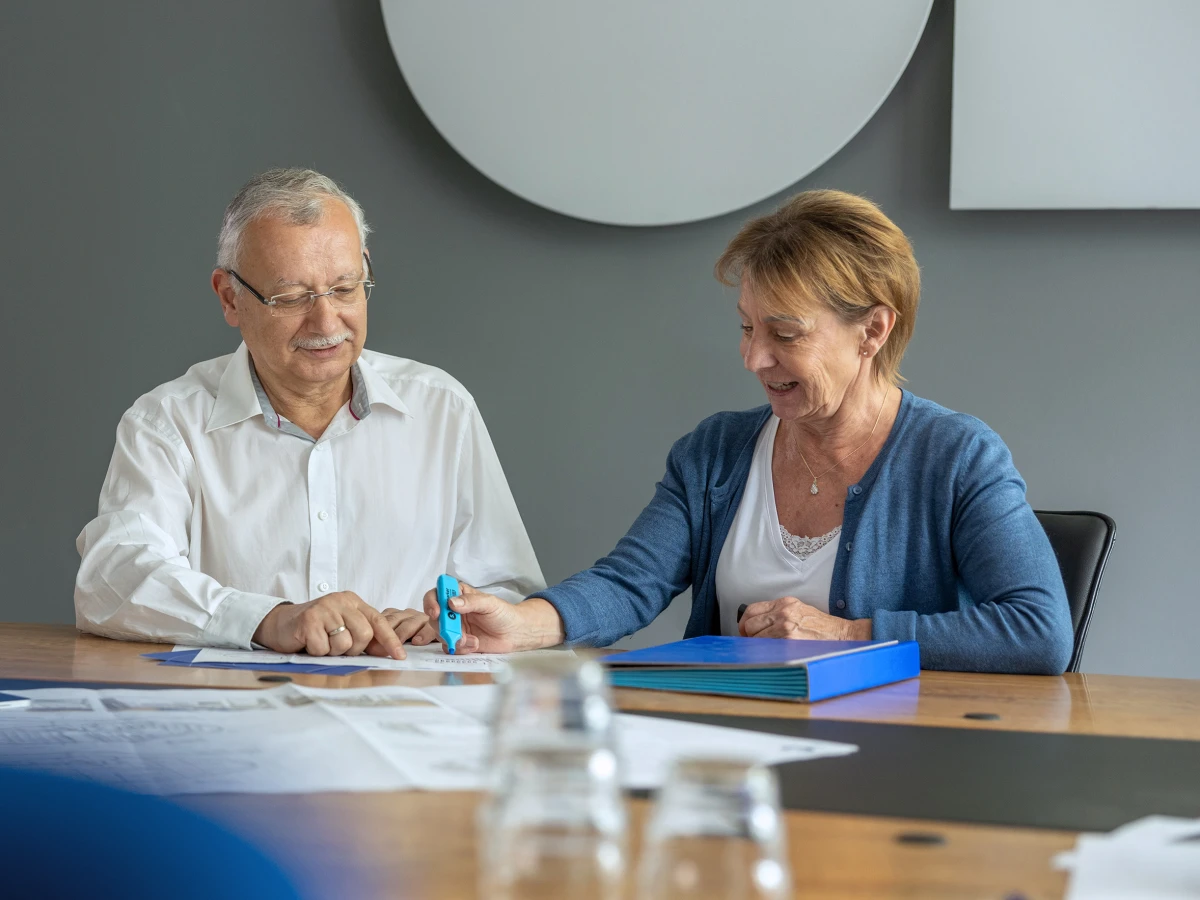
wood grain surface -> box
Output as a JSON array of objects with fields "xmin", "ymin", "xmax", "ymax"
[
  {"xmin": 4, "ymin": 622, "xmax": 1196, "ymax": 899},
  {"xmin": 5, "ymin": 623, "xmax": 1198, "ymax": 739}
]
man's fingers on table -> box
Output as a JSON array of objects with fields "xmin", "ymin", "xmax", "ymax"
[
  {"xmin": 300, "ymin": 613, "xmax": 333, "ymax": 657},
  {"xmin": 326, "ymin": 617, "xmax": 355, "ymax": 656},
  {"xmin": 393, "ymin": 613, "xmax": 432, "ymax": 646},
  {"xmin": 410, "ymin": 620, "xmax": 438, "ymax": 645},
  {"xmin": 366, "ymin": 609, "xmax": 406, "ymax": 660},
  {"xmin": 342, "ymin": 609, "xmax": 375, "ymax": 656}
]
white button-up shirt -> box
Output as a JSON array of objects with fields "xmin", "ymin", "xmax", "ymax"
[{"xmin": 75, "ymin": 343, "xmax": 545, "ymax": 648}]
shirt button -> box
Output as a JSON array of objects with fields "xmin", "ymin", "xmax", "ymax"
[
  {"xmin": 317, "ymin": 510, "xmax": 329, "ymax": 521},
  {"xmin": 836, "ymin": 599, "xmax": 847, "ymax": 610},
  {"xmin": 317, "ymin": 582, "xmax": 330, "ymax": 593},
  {"xmin": 852, "ymin": 486, "xmax": 862, "ymax": 495},
  {"xmin": 846, "ymin": 542, "xmax": 853, "ymax": 552}
]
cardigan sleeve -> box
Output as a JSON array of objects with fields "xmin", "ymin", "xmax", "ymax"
[
  {"xmin": 527, "ymin": 434, "xmax": 697, "ymax": 647},
  {"xmin": 871, "ymin": 428, "xmax": 1075, "ymax": 674}
]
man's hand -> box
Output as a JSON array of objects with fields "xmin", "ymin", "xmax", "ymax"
[
  {"xmin": 252, "ymin": 592, "xmax": 406, "ymax": 659},
  {"xmin": 364, "ymin": 608, "xmax": 438, "ymax": 657},
  {"xmin": 739, "ymin": 597, "xmax": 872, "ymax": 641},
  {"xmin": 421, "ymin": 583, "xmax": 565, "ymax": 654}
]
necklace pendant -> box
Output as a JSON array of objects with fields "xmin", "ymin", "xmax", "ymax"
[{"xmin": 810, "ymin": 482, "xmax": 819, "ymax": 495}]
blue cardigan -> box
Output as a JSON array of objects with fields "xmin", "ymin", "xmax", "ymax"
[{"xmin": 532, "ymin": 391, "xmax": 1074, "ymax": 674}]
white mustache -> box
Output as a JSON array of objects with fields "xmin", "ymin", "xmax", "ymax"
[{"xmin": 292, "ymin": 331, "xmax": 352, "ymax": 350}]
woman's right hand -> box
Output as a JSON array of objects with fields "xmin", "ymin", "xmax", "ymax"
[{"xmin": 421, "ymin": 582, "xmax": 566, "ymax": 654}]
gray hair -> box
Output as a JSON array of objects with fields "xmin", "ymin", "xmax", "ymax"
[{"xmin": 216, "ymin": 168, "xmax": 371, "ymax": 269}]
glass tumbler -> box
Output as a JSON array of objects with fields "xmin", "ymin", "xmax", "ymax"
[
  {"xmin": 488, "ymin": 653, "xmax": 616, "ymax": 762},
  {"xmin": 638, "ymin": 758, "xmax": 791, "ymax": 900},
  {"xmin": 478, "ymin": 653, "xmax": 626, "ymax": 900},
  {"xmin": 480, "ymin": 744, "xmax": 626, "ymax": 900}
]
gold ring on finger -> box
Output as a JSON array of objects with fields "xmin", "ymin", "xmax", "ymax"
[{"xmin": 327, "ymin": 625, "xmax": 347, "ymax": 637}]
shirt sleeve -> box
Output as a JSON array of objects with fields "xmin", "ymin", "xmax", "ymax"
[
  {"xmin": 445, "ymin": 405, "xmax": 546, "ymax": 604},
  {"xmin": 75, "ymin": 410, "xmax": 284, "ymax": 648},
  {"xmin": 871, "ymin": 428, "xmax": 1075, "ymax": 675}
]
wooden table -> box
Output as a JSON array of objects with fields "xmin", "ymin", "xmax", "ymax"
[{"xmin": 4, "ymin": 623, "xmax": 1199, "ymax": 899}]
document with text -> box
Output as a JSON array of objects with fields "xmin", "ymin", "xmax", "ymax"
[{"xmin": 0, "ymin": 684, "xmax": 856, "ymax": 795}]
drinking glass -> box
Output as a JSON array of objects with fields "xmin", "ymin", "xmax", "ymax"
[
  {"xmin": 478, "ymin": 654, "xmax": 626, "ymax": 900},
  {"xmin": 480, "ymin": 744, "xmax": 626, "ymax": 900},
  {"xmin": 638, "ymin": 758, "xmax": 791, "ymax": 900},
  {"xmin": 488, "ymin": 653, "xmax": 615, "ymax": 762}
]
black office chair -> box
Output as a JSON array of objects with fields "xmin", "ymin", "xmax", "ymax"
[{"xmin": 1033, "ymin": 510, "xmax": 1116, "ymax": 673}]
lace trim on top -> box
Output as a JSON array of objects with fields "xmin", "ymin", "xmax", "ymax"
[{"xmin": 778, "ymin": 524, "xmax": 841, "ymax": 560}]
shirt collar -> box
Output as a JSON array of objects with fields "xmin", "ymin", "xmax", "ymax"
[
  {"xmin": 205, "ymin": 343, "xmax": 411, "ymax": 435},
  {"xmin": 354, "ymin": 352, "xmax": 411, "ymax": 418},
  {"xmin": 205, "ymin": 343, "xmax": 261, "ymax": 434}
]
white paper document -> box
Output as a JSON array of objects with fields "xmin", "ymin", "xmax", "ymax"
[
  {"xmin": 421, "ymin": 683, "xmax": 858, "ymax": 788},
  {"xmin": 0, "ymin": 684, "xmax": 856, "ymax": 795},
  {"xmin": 185, "ymin": 644, "xmax": 574, "ymax": 673},
  {"xmin": 1056, "ymin": 816, "xmax": 1200, "ymax": 899}
]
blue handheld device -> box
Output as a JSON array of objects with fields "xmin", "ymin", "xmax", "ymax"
[{"xmin": 436, "ymin": 574, "xmax": 463, "ymax": 655}]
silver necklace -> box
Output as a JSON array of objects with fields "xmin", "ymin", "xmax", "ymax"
[{"xmin": 794, "ymin": 389, "xmax": 889, "ymax": 495}]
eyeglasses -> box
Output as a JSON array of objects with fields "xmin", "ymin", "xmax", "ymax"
[{"xmin": 226, "ymin": 253, "xmax": 375, "ymax": 318}]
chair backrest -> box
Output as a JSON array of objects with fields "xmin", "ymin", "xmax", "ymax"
[{"xmin": 1033, "ymin": 510, "xmax": 1116, "ymax": 673}]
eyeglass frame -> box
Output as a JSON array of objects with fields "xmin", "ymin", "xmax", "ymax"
[{"xmin": 225, "ymin": 253, "xmax": 375, "ymax": 316}]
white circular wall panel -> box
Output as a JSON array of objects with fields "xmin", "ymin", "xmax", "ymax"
[{"xmin": 381, "ymin": 0, "xmax": 932, "ymax": 226}]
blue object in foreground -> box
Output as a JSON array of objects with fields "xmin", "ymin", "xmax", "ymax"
[
  {"xmin": 436, "ymin": 574, "xmax": 463, "ymax": 654},
  {"xmin": 0, "ymin": 768, "xmax": 303, "ymax": 899},
  {"xmin": 602, "ymin": 635, "xmax": 920, "ymax": 702}
]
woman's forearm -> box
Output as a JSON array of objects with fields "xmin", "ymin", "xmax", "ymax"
[{"xmin": 515, "ymin": 597, "xmax": 567, "ymax": 649}]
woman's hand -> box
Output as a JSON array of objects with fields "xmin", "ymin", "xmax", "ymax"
[
  {"xmin": 421, "ymin": 582, "xmax": 566, "ymax": 654},
  {"xmin": 739, "ymin": 597, "xmax": 872, "ymax": 641}
]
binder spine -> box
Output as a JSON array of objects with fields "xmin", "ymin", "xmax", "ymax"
[{"xmin": 804, "ymin": 642, "xmax": 921, "ymax": 702}]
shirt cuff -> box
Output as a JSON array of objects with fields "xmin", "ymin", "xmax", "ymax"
[{"xmin": 203, "ymin": 589, "xmax": 288, "ymax": 649}]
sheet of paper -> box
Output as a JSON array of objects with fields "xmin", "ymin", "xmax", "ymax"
[
  {"xmin": 291, "ymin": 684, "xmax": 491, "ymax": 790},
  {"xmin": 614, "ymin": 712, "xmax": 857, "ymax": 788},
  {"xmin": 1059, "ymin": 815, "xmax": 1200, "ymax": 899},
  {"xmin": 424, "ymin": 683, "xmax": 859, "ymax": 788},
  {"xmin": 0, "ymin": 685, "xmax": 450, "ymax": 794},
  {"xmin": 0, "ymin": 684, "xmax": 858, "ymax": 795},
  {"xmin": 189, "ymin": 644, "xmax": 575, "ymax": 673}
]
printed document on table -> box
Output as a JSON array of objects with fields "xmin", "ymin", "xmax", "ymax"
[
  {"xmin": 186, "ymin": 644, "xmax": 575, "ymax": 672},
  {"xmin": 0, "ymin": 684, "xmax": 857, "ymax": 795},
  {"xmin": 0, "ymin": 685, "xmax": 469, "ymax": 794},
  {"xmin": 422, "ymin": 683, "xmax": 859, "ymax": 788}
]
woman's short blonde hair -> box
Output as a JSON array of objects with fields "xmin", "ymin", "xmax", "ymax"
[{"xmin": 715, "ymin": 190, "xmax": 920, "ymax": 385}]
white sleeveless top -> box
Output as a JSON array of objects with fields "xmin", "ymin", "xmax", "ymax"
[{"xmin": 714, "ymin": 416, "xmax": 842, "ymax": 637}]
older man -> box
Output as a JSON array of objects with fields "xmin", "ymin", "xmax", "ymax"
[{"xmin": 75, "ymin": 169, "xmax": 544, "ymax": 658}]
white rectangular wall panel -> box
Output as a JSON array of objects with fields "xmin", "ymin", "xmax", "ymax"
[{"xmin": 951, "ymin": 0, "xmax": 1200, "ymax": 209}]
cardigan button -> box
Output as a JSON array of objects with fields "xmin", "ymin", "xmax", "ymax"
[{"xmin": 836, "ymin": 599, "xmax": 847, "ymax": 610}]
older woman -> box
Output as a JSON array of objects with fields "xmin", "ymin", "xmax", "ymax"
[{"xmin": 421, "ymin": 190, "xmax": 1074, "ymax": 674}]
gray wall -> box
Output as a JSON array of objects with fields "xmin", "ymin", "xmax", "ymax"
[{"xmin": 2, "ymin": 1, "xmax": 1197, "ymax": 677}]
